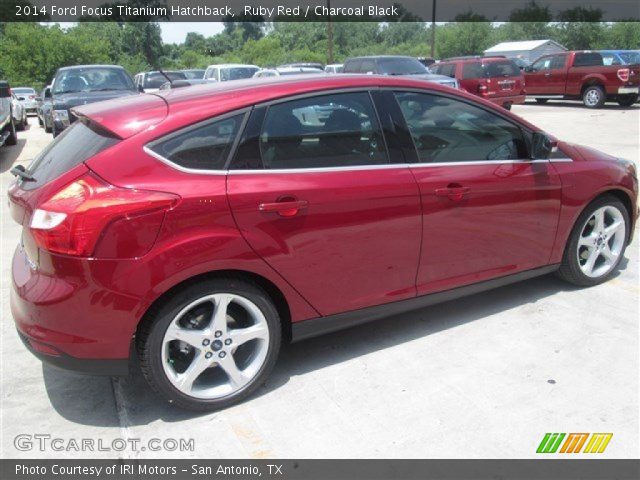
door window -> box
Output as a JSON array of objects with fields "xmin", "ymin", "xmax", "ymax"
[
  {"xmin": 257, "ymin": 92, "xmax": 388, "ymax": 169},
  {"xmin": 550, "ymin": 55, "xmax": 567, "ymax": 69},
  {"xmin": 148, "ymin": 114, "xmax": 244, "ymax": 170},
  {"xmin": 394, "ymin": 92, "xmax": 527, "ymax": 163},
  {"xmin": 532, "ymin": 57, "xmax": 553, "ymax": 71},
  {"xmin": 437, "ymin": 64, "xmax": 457, "ymax": 78}
]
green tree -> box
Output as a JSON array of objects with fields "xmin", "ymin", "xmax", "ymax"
[{"xmin": 436, "ymin": 22, "xmax": 493, "ymax": 58}]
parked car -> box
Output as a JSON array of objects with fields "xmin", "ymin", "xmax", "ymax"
[
  {"xmin": 11, "ymin": 92, "xmax": 28, "ymax": 130},
  {"xmin": 159, "ymin": 79, "xmax": 209, "ymax": 90},
  {"xmin": 343, "ymin": 55, "xmax": 459, "ymax": 89},
  {"xmin": 279, "ymin": 63, "xmax": 324, "ymax": 71},
  {"xmin": 599, "ymin": 50, "xmax": 640, "ymax": 66},
  {"xmin": 134, "ymin": 71, "xmax": 187, "ymax": 93},
  {"xmin": 253, "ymin": 66, "xmax": 324, "ymax": 78},
  {"xmin": 324, "ymin": 64, "xmax": 344, "ymax": 74},
  {"xmin": 36, "ymin": 85, "xmax": 53, "ymax": 131},
  {"xmin": 203, "ymin": 64, "xmax": 260, "ymax": 82},
  {"xmin": 8, "ymin": 75, "xmax": 637, "ymax": 411},
  {"xmin": 523, "ymin": 51, "xmax": 640, "ymax": 108},
  {"xmin": 11, "ymin": 87, "xmax": 38, "ymax": 115},
  {"xmin": 431, "ymin": 56, "xmax": 526, "ymax": 109},
  {"xmin": 49, "ymin": 64, "xmax": 139, "ymax": 136},
  {"xmin": 180, "ymin": 69, "xmax": 206, "ymax": 80},
  {"xmin": 0, "ymin": 80, "xmax": 17, "ymax": 147}
]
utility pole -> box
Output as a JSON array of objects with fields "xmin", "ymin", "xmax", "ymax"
[
  {"xmin": 327, "ymin": 0, "xmax": 334, "ymax": 64},
  {"xmin": 430, "ymin": 0, "xmax": 436, "ymax": 58}
]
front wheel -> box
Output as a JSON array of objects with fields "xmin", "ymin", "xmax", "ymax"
[
  {"xmin": 583, "ymin": 85, "xmax": 605, "ymax": 108},
  {"xmin": 137, "ymin": 278, "xmax": 282, "ymax": 411},
  {"xmin": 617, "ymin": 94, "xmax": 638, "ymax": 107},
  {"xmin": 4, "ymin": 116, "xmax": 17, "ymax": 145},
  {"xmin": 557, "ymin": 195, "xmax": 629, "ymax": 286}
]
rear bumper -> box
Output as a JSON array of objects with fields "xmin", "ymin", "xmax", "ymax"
[
  {"xmin": 489, "ymin": 94, "xmax": 526, "ymax": 106},
  {"xmin": 617, "ymin": 86, "xmax": 639, "ymax": 95},
  {"xmin": 10, "ymin": 244, "xmax": 137, "ymax": 374}
]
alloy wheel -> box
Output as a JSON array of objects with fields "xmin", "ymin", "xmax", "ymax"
[
  {"xmin": 584, "ymin": 89, "xmax": 601, "ymax": 107},
  {"xmin": 576, "ymin": 205, "xmax": 626, "ymax": 278},
  {"xmin": 161, "ymin": 293, "xmax": 270, "ymax": 399}
]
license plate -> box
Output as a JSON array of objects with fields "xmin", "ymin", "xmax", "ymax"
[{"xmin": 618, "ymin": 87, "xmax": 639, "ymax": 94}]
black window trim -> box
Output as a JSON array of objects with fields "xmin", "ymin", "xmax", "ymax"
[{"xmin": 144, "ymin": 107, "xmax": 251, "ymax": 175}]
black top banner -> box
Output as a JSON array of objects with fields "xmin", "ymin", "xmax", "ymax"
[{"xmin": 2, "ymin": 0, "xmax": 640, "ymax": 22}]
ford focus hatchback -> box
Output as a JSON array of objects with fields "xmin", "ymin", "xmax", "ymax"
[{"xmin": 9, "ymin": 75, "xmax": 637, "ymax": 411}]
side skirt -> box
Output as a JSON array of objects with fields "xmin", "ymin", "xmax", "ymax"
[{"xmin": 291, "ymin": 264, "xmax": 559, "ymax": 343}]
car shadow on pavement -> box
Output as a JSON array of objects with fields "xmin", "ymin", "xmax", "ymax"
[
  {"xmin": 41, "ymin": 269, "xmax": 616, "ymax": 427},
  {"xmin": 0, "ymin": 138, "xmax": 27, "ymax": 173},
  {"xmin": 521, "ymin": 100, "xmax": 639, "ymax": 111}
]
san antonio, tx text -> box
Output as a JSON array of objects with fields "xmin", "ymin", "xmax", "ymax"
[
  {"xmin": 16, "ymin": 463, "xmax": 283, "ymax": 476},
  {"xmin": 36, "ymin": 4, "xmax": 398, "ymax": 18}
]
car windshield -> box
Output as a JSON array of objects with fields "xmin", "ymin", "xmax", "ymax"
[
  {"xmin": 619, "ymin": 52, "xmax": 640, "ymax": 65},
  {"xmin": 181, "ymin": 70, "xmax": 205, "ymax": 80},
  {"xmin": 13, "ymin": 88, "xmax": 35, "ymax": 95},
  {"xmin": 53, "ymin": 67, "xmax": 136, "ymax": 94},
  {"xmin": 221, "ymin": 67, "xmax": 259, "ymax": 81},
  {"xmin": 144, "ymin": 71, "xmax": 187, "ymax": 89},
  {"xmin": 378, "ymin": 58, "xmax": 428, "ymax": 75}
]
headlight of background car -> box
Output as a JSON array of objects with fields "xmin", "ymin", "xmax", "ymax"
[{"xmin": 53, "ymin": 109, "xmax": 69, "ymax": 126}]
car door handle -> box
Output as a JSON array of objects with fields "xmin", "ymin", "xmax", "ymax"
[
  {"xmin": 435, "ymin": 186, "xmax": 470, "ymax": 202},
  {"xmin": 259, "ymin": 199, "xmax": 308, "ymax": 217}
]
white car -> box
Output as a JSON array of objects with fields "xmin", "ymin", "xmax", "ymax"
[
  {"xmin": 253, "ymin": 66, "xmax": 325, "ymax": 78},
  {"xmin": 203, "ymin": 64, "xmax": 260, "ymax": 82},
  {"xmin": 324, "ymin": 64, "xmax": 344, "ymax": 74},
  {"xmin": 11, "ymin": 92, "xmax": 27, "ymax": 131},
  {"xmin": 12, "ymin": 87, "xmax": 38, "ymax": 115}
]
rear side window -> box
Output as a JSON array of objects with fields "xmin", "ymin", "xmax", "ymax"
[
  {"xmin": 24, "ymin": 120, "xmax": 119, "ymax": 190},
  {"xmin": 462, "ymin": 63, "xmax": 484, "ymax": 79},
  {"xmin": 343, "ymin": 59, "xmax": 362, "ymax": 73},
  {"xmin": 258, "ymin": 92, "xmax": 388, "ymax": 169},
  {"xmin": 573, "ymin": 53, "xmax": 604, "ymax": 67},
  {"xmin": 149, "ymin": 114, "xmax": 244, "ymax": 171},
  {"xmin": 437, "ymin": 64, "xmax": 457, "ymax": 78}
]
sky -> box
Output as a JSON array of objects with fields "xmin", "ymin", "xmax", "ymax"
[{"xmin": 160, "ymin": 23, "xmax": 225, "ymax": 44}]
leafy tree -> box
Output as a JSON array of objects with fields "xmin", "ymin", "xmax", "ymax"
[{"xmin": 436, "ymin": 22, "xmax": 493, "ymax": 58}]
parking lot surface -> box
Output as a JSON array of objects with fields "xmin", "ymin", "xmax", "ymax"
[{"xmin": 1, "ymin": 101, "xmax": 638, "ymax": 459}]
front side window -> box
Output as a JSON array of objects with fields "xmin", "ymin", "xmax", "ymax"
[
  {"xmin": 532, "ymin": 56, "xmax": 553, "ymax": 71},
  {"xmin": 258, "ymin": 92, "xmax": 388, "ymax": 169},
  {"xmin": 149, "ymin": 114, "xmax": 244, "ymax": 170},
  {"xmin": 394, "ymin": 92, "xmax": 527, "ymax": 163}
]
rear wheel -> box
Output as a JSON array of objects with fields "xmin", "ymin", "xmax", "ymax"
[
  {"xmin": 503, "ymin": 103, "xmax": 512, "ymax": 110},
  {"xmin": 617, "ymin": 94, "xmax": 638, "ymax": 107},
  {"xmin": 583, "ymin": 85, "xmax": 605, "ymax": 108},
  {"xmin": 557, "ymin": 195, "xmax": 629, "ymax": 286},
  {"xmin": 137, "ymin": 278, "xmax": 282, "ymax": 411},
  {"xmin": 535, "ymin": 98, "xmax": 548, "ymax": 104}
]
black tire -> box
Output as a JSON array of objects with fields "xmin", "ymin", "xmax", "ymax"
[
  {"xmin": 38, "ymin": 116, "xmax": 43, "ymax": 126},
  {"xmin": 137, "ymin": 277, "xmax": 282, "ymax": 411},
  {"xmin": 52, "ymin": 123, "xmax": 58, "ymax": 138},
  {"xmin": 556, "ymin": 195, "xmax": 630, "ymax": 287},
  {"xmin": 16, "ymin": 113, "xmax": 26, "ymax": 131},
  {"xmin": 582, "ymin": 85, "xmax": 605, "ymax": 108},
  {"xmin": 503, "ymin": 103, "xmax": 512, "ymax": 110},
  {"xmin": 617, "ymin": 94, "xmax": 638, "ymax": 107},
  {"xmin": 5, "ymin": 115, "xmax": 17, "ymax": 145},
  {"xmin": 535, "ymin": 98, "xmax": 549, "ymax": 104},
  {"xmin": 44, "ymin": 119, "xmax": 52, "ymax": 133}
]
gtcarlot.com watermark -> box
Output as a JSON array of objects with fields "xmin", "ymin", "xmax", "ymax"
[{"xmin": 14, "ymin": 434, "xmax": 194, "ymax": 453}]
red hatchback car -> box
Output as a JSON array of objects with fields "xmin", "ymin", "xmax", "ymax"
[
  {"xmin": 9, "ymin": 75, "xmax": 637, "ymax": 410},
  {"xmin": 432, "ymin": 57, "xmax": 527, "ymax": 109}
]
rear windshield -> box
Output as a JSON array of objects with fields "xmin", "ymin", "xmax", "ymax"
[
  {"xmin": 182, "ymin": 70, "xmax": 205, "ymax": 79},
  {"xmin": 53, "ymin": 67, "xmax": 136, "ymax": 94},
  {"xmin": 23, "ymin": 120, "xmax": 119, "ymax": 191},
  {"xmin": 13, "ymin": 88, "xmax": 36, "ymax": 95},
  {"xmin": 462, "ymin": 60, "xmax": 520, "ymax": 79},
  {"xmin": 378, "ymin": 58, "xmax": 427, "ymax": 75},
  {"xmin": 220, "ymin": 67, "xmax": 259, "ymax": 81},
  {"xmin": 144, "ymin": 71, "xmax": 187, "ymax": 89}
]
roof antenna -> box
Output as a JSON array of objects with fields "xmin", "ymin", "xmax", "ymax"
[{"xmin": 158, "ymin": 68, "xmax": 173, "ymax": 85}]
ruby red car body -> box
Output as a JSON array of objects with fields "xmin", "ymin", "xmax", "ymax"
[{"xmin": 8, "ymin": 74, "xmax": 638, "ymax": 377}]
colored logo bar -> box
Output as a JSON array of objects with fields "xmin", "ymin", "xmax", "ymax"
[{"xmin": 537, "ymin": 433, "xmax": 612, "ymax": 454}]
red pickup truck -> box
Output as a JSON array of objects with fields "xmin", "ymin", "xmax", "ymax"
[{"xmin": 524, "ymin": 51, "xmax": 639, "ymax": 108}]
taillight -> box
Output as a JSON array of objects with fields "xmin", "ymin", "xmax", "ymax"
[
  {"xmin": 478, "ymin": 84, "xmax": 488, "ymax": 96},
  {"xmin": 617, "ymin": 68, "xmax": 630, "ymax": 82},
  {"xmin": 29, "ymin": 172, "xmax": 178, "ymax": 257},
  {"xmin": 28, "ymin": 95, "xmax": 36, "ymax": 99}
]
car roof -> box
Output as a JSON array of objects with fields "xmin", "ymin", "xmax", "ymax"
[
  {"xmin": 58, "ymin": 65, "xmax": 125, "ymax": 71},
  {"xmin": 75, "ymin": 74, "xmax": 538, "ymax": 139},
  {"xmin": 206, "ymin": 64, "xmax": 259, "ymax": 68}
]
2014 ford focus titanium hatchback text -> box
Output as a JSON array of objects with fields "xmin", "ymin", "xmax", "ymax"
[{"xmin": 9, "ymin": 75, "xmax": 638, "ymax": 410}]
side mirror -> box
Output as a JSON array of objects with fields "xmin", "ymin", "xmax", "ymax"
[
  {"xmin": 137, "ymin": 84, "xmax": 145, "ymax": 93},
  {"xmin": 531, "ymin": 132, "xmax": 557, "ymax": 159},
  {"xmin": 44, "ymin": 87, "xmax": 51, "ymax": 99},
  {"xmin": 0, "ymin": 81, "xmax": 10, "ymax": 98}
]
